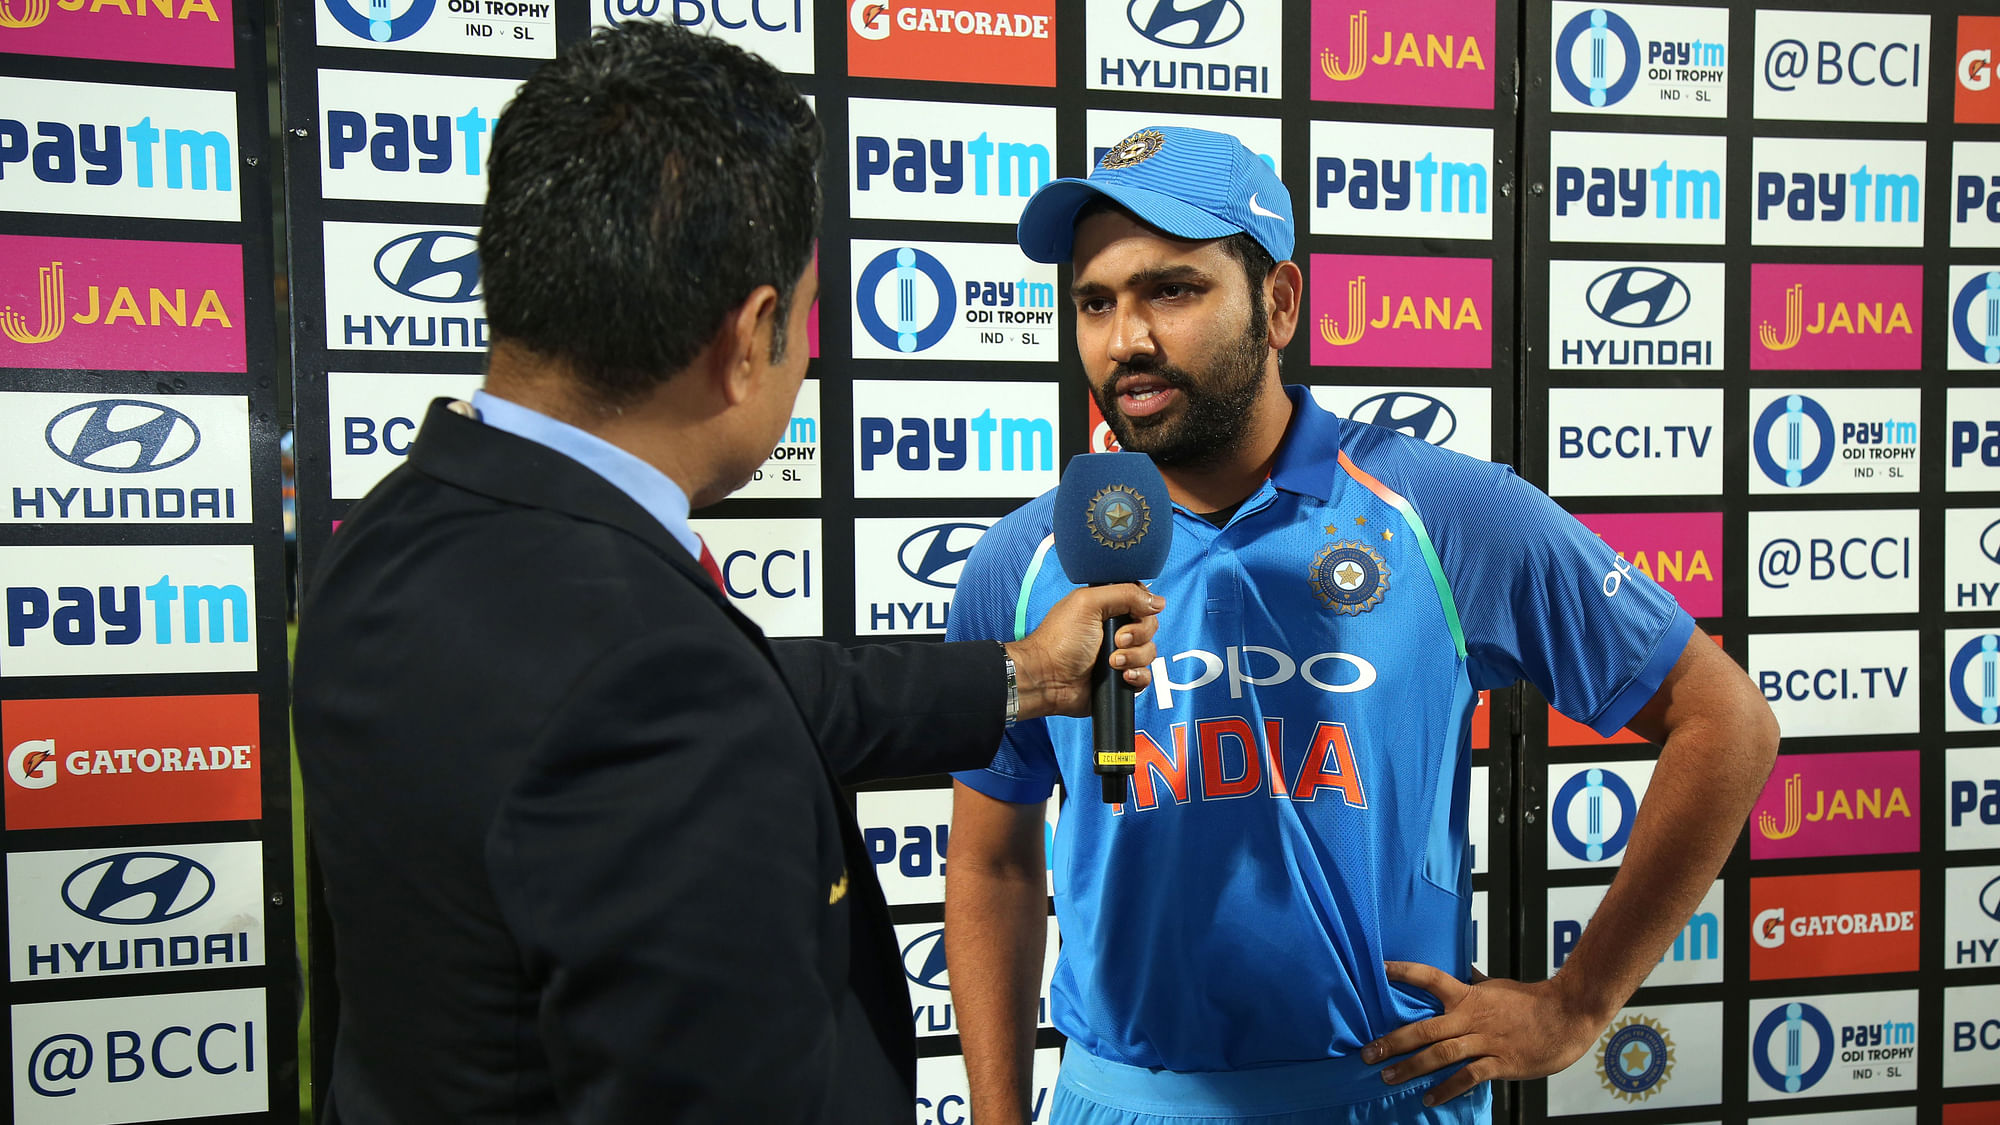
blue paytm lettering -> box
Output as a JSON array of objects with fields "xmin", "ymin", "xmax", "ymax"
[
  {"xmin": 857, "ymin": 410, "xmax": 1054, "ymax": 472},
  {"xmin": 6, "ymin": 578, "xmax": 249, "ymax": 648},
  {"xmin": 1756, "ymin": 166, "xmax": 1920, "ymax": 224},
  {"xmin": 324, "ymin": 107, "xmax": 495, "ymax": 176},
  {"xmin": 854, "ymin": 130, "xmax": 1051, "ymax": 199},
  {"xmin": 948, "ymin": 388, "xmax": 1692, "ymax": 1070},
  {"xmin": 1555, "ymin": 157, "xmax": 1722, "ymax": 219},
  {"xmin": 1315, "ymin": 152, "xmax": 1489, "ymax": 214},
  {"xmin": 0, "ymin": 117, "xmax": 230, "ymax": 192}
]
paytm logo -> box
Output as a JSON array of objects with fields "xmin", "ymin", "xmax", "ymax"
[
  {"xmin": 1748, "ymin": 993, "xmax": 1919, "ymax": 1100},
  {"xmin": 849, "ymin": 240, "xmax": 1055, "ymax": 363},
  {"xmin": 0, "ymin": 77, "xmax": 239, "ymax": 222},
  {"xmin": 1310, "ymin": 121, "xmax": 1492, "ymax": 241},
  {"xmin": 1748, "ymin": 630, "xmax": 1918, "ymax": 739},
  {"xmin": 1550, "ymin": 881, "xmax": 1722, "ymax": 987},
  {"xmin": 857, "ymin": 788, "xmax": 952, "ymax": 907},
  {"xmin": 690, "ymin": 517, "xmax": 820, "ymax": 639},
  {"xmin": 1547, "ymin": 387, "xmax": 1722, "ymax": 498},
  {"xmin": 1949, "ymin": 387, "xmax": 2000, "ymax": 494},
  {"xmin": 735, "ymin": 380, "xmax": 819, "ymax": 502},
  {"xmin": 317, "ymin": 69, "xmax": 517, "ymax": 206},
  {"xmin": 1550, "ymin": 2, "xmax": 1730, "ymax": 118},
  {"xmin": 1548, "ymin": 131, "xmax": 1726, "ymax": 245},
  {"xmin": 1749, "ymin": 388, "xmax": 1919, "ymax": 496},
  {"xmin": 848, "ymin": 98, "xmax": 1054, "ymax": 224},
  {"xmin": 1954, "ymin": 142, "xmax": 2000, "ymax": 249},
  {"xmin": 1948, "ymin": 748, "xmax": 2000, "ymax": 853},
  {"xmin": 1749, "ymin": 508, "xmax": 1917, "ymax": 617},
  {"xmin": 1752, "ymin": 137, "xmax": 1926, "ymax": 248},
  {"xmin": 2, "ymin": 546, "xmax": 255, "ymax": 677},
  {"xmin": 1755, "ymin": 10, "xmax": 1930, "ymax": 123},
  {"xmin": 853, "ymin": 380, "xmax": 1057, "ymax": 499}
]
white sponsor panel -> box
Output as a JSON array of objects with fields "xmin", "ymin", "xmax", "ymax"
[
  {"xmin": 1311, "ymin": 385, "xmax": 1493, "ymax": 463},
  {"xmin": 1747, "ymin": 990, "xmax": 1918, "ymax": 1100},
  {"xmin": 1746, "ymin": 387, "xmax": 1919, "ymax": 496},
  {"xmin": 593, "ymin": 0, "xmax": 813, "ymax": 73},
  {"xmin": 1948, "ymin": 747, "xmax": 2000, "ymax": 852},
  {"xmin": 317, "ymin": 70, "xmax": 517, "ymax": 205},
  {"xmin": 1085, "ymin": 109, "xmax": 1281, "ymax": 176},
  {"xmin": 1948, "ymin": 387, "xmax": 2000, "ymax": 491},
  {"xmin": 1548, "ymin": 1000, "xmax": 1721, "ymax": 1114},
  {"xmin": 1946, "ymin": 508, "xmax": 2000, "ymax": 613},
  {"xmin": 323, "ymin": 221, "xmax": 486, "ymax": 353},
  {"xmin": 8, "ymin": 842, "xmax": 265, "ymax": 982},
  {"xmin": 1548, "ymin": 880, "xmax": 1725, "ymax": 986},
  {"xmin": 848, "ymin": 98, "xmax": 1056, "ymax": 225},
  {"xmin": 1953, "ymin": 143, "xmax": 2000, "ymax": 248},
  {"xmin": 1087, "ymin": 0, "xmax": 1279, "ymax": 100},
  {"xmin": 1945, "ymin": 265, "xmax": 2000, "ymax": 371},
  {"xmin": 896, "ymin": 916, "xmax": 1056, "ymax": 1038},
  {"xmin": 917, "ymin": 1047, "xmax": 1060, "ymax": 1124},
  {"xmin": 1549, "ymin": 131, "xmax": 1727, "ymax": 245},
  {"xmin": 1944, "ymin": 628, "xmax": 2000, "ymax": 734},
  {"xmin": 1310, "ymin": 121, "xmax": 1493, "ymax": 241},
  {"xmin": 1946, "ymin": 864, "xmax": 2000, "ymax": 970},
  {"xmin": 849, "ymin": 240, "xmax": 1056, "ymax": 363},
  {"xmin": 853, "ymin": 517, "xmax": 992, "ymax": 637},
  {"xmin": 1547, "ymin": 387, "xmax": 1722, "ymax": 497},
  {"xmin": 853, "ymin": 380, "xmax": 1059, "ymax": 500},
  {"xmin": 1548, "ymin": 260, "xmax": 1724, "ymax": 370},
  {"xmin": 1, "ymin": 545, "xmax": 256, "ymax": 677},
  {"xmin": 690, "ymin": 517, "xmax": 820, "ymax": 638},
  {"xmin": 1468, "ymin": 763, "xmax": 1488, "ymax": 876},
  {"xmin": 858, "ymin": 788, "xmax": 1058, "ymax": 908},
  {"xmin": 1751, "ymin": 1112, "xmax": 1913, "ymax": 1125},
  {"xmin": 1944, "ymin": 982, "xmax": 2000, "ymax": 1086},
  {"xmin": 326, "ymin": 372, "xmax": 485, "ymax": 500},
  {"xmin": 1747, "ymin": 509, "xmax": 1918, "ymax": 617},
  {"xmin": 1546, "ymin": 760, "xmax": 1656, "ymax": 872},
  {"xmin": 0, "ymin": 78, "xmax": 240, "ymax": 223},
  {"xmin": 1750, "ymin": 137, "xmax": 1926, "ymax": 248},
  {"xmin": 1748, "ymin": 631, "xmax": 1918, "ymax": 739},
  {"xmin": 317, "ymin": 0, "xmax": 554, "ymax": 57},
  {"xmin": 0, "ymin": 393, "xmax": 250, "ymax": 525},
  {"xmin": 734, "ymin": 379, "xmax": 819, "ymax": 501},
  {"xmin": 1548, "ymin": 2, "xmax": 1731, "ymax": 118},
  {"xmin": 1754, "ymin": 11, "xmax": 1930, "ymax": 123},
  {"xmin": 12, "ymin": 988, "xmax": 267, "ymax": 1122}
]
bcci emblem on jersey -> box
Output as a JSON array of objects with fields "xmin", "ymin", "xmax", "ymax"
[
  {"xmin": 1596, "ymin": 1013, "xmax": 1674, "ymax": 1103},
  {"xmin": 1086, "ymin": 484, "xmax": 1150, "ymax": 549},
  {"xmin": 1309, "ymin": 541, "xmax": 1389, "ymax": 614}
]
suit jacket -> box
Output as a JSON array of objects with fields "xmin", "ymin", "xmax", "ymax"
[{"xmin": 292, "ymin": 400, "xmax": 1007, "ymax": 1123}]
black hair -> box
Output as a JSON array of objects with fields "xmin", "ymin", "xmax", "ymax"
[{"xmin": 479, "ymin": 22, "xmax": 822, "ymax": 406}]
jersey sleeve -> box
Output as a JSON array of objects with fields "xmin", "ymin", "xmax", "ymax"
[
  {"xmin": 944, "ymin": 515, "xmax": 1062, "ymax": 805},
  {"xmin": 1420, "ymin": 457, "xmax": 1695, "ymax": 737}
]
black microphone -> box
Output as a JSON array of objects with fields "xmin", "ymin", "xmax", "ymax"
[{"xmin": 1052, "ymin": 452, "xmax": 1173, "ymax": 804}]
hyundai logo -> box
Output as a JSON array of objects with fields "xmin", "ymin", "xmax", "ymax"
[
  {"xmin": 1982, "ymin": 873, "xmax": 2000, "ymax": 924},
  {"xmin": 1982, "ymin": 519, "xmax": 2000, "ymax": 566},
  {"xmin": 1349, "ymin": 392, "xmax": 1457, "ymax": 446},
  {"xmin": 901, "ymin": 927, "xmax": 949, "ymax": 991},
  {"xmin": 1586, "ymin": 267, "xmax": 1690, "ymax": 329},
  {"xmin": 44, "ymin": 399, "xmax": 200, "ymax": 474},
  {"xmin": 1127, "ymin": 0, "xmax": 1242, "ymax": 49},
  {"xmin": 898, "ymin": 522, "xmax": 988, "ymax": 589},
  {"xmin": 61, "ymin": 851, "xmax": 216, "ymax": 925},
  {"xmin": 373, "ymin": 230, "xmax": 482, "ymax": 304}
]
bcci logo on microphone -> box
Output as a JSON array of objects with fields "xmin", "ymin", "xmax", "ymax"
[{"xmin": 1085, "ymin": 485, "xmax": 1149, "ymax": 551}]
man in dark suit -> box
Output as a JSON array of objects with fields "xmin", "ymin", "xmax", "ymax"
[{"xmin": 290, "ymin": 23, "xmax": 1161, "ymax": 1123}]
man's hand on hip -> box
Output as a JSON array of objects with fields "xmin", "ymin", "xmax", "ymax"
[{"xmin": 1363, "ymin": 961, "xmax": 1606, "ymax": 1107}]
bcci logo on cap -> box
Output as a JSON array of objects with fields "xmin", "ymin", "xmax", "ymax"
[
  {"xmin": 1554, "ymin": 767, "xmax": 1637, "ymax": 862},
  {"xmin": 1100, "ymin": 128, "xmax": 1163, "ymax": 170},
  {"xmin": 324, "ymin": 0, "xmax": 436, "ymax": 42},
  {"xmin": 1085, "ymin": 484, "xmax": 1149, "ymax": 550},
  {"xmin": 1754, "ymin": 394, "xmax": 1834, "ymax": 488},
  {"xmin": 1753, "ymin": 1002, "xmax": 1834, "ymax": 1093},
  {"xmin": 857, "ymin": 247, "xmax": 953, "ymax": 354},
  {"xmin": 1955, "ymin": 271, "xmax": 2000, "ymax": 366},
  {"xmin": 1309, "ymin": 541, "xmax": 1388, "ymax": 615},
  {"xmin": 1556, "ymin": 8, "xmax": 1640, "ymax": 107},
  {"xmin": 1596, "ymin": 1013, "xmax": 1672, "ymax": 1102},
  {"xmin": 1951, "ymin": 635, "xmax": 2000, "ymax": 726}
]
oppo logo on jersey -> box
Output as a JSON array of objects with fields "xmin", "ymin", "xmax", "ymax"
[{"xmin": 1145, "ymin": 645, "xmax": 1377, "ymax": 709}]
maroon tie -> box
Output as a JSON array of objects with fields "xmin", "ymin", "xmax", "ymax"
[{"xmin": 696, "ymin": 536, "xmax": 725, "ymax": 591}]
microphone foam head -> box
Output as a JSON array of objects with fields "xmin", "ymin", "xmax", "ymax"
[{"xmin": 1053, "ymin": 452, "xmax": 1173, "ymax": 584}]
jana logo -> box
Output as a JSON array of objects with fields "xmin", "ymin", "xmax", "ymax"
[
  {"xmin": 898, "ymin": 522, "xmax": 986, "ymax": 589},
  {"xmin": 857, "ymin": 247, "xmax": 954, "ymax": 353},
  {"xmin": 374, "ymin": 231, "xmax": 482, "ymax": 304},
  {"xmin": 1349, "ymin": 392, "xmax": 1456, "ymax": 445},
  {"xmin": 1951, "ymin": 635, "xmax": 2000, "ymax": 726},
  {"xmin": 2, "ymin": 261, "xmax": 66, "ymax": 345},
  {"xmin": 1126, "ymin": 0, "xmax": 1241, "ymax": 49},
  {"xmin": 61, "ymin": 851, "xmax": 217, "ymax": 926},
  {"xmin": 1954, "ymin": 271, "xmax": 2000, "ymax": 366},
  {"xmin": 901, "ymin": 927, "xmax": 948, "ymax": 990},
  {"xmin": 45, "ymin": 399, "xmax": 201, "ymax": 475},
  {"xmin": 1555, "ymin": 7, "xmax": 1640, "ymax": 108},
  {"xmin": 1553, "ymin": 767, "xmax": 1637, "ymax": 862},
  {"xmin": 1587, "ymin": 267, "xmax": 1690, "ymax": 329},
  {"xmin": 1753, "ymin": 394, "xmax": 1835, "ymax": 488},
  {"xmin": 1753, "ymin": 1002, "xmax": 1834, "ymax": 1093},
  {"xmin": 324, "ymin": 0, "xmax": 437, "ymax": 43}
]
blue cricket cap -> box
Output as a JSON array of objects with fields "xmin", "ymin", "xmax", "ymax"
[{"xmin": 1015, "ymin": 125, "xmax": 1294, "ymax": 265}]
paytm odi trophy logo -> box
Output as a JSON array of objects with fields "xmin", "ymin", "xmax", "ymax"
[
  {"xmin": 1953, "ymin": 270, "xmax": 2000, "ymax": 366},
  {"xmin": 1555, "ymin": 767, "xmax": 1637, "ymax": 862},
  {"xmin": 1556, "ymin": 7, "xmax": 1640, "ymax": 107},
  {"xmin": 323, "ymin": 0, "xmax": 432, "ymax": 42},
  {"xmin": 1753, "ymin": 1002, "xmax": 1834, "ymax": 1093},
  {"xmin": 858, "ymin": 247, "xmax": 952, "ymax": 353},
  {"xmin": 1597, "ymin": 1014, "xmax": 1673, "ymax": 1103},
  {"xmin": 1085, "ymin": 485, "xmax": 1149, "ymax": 550},
  {"xmin": 1309, "ymin": 542, "xmax": 1389, "ymax": 615},
  {"xmin": 1952, "ymin": 634, "xmax": 2000, "ymax": 726},
  {"xmin": 1755, "ymin": 394, "xmax": 1834, "ymax": 488}
]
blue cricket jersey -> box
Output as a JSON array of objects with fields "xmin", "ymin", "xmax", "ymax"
[{"xmin": 948, "ymin": 386, "xmax": 1694, "ymax": 1073}]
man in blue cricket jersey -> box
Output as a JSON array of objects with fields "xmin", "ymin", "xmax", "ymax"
[{"xmin": 943, "ymin": 126, "xmax": 1779, "ymax": 1125}]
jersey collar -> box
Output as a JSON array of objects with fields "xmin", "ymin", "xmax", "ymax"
[{"xmin": 1269, "ymin": 384, "xmax": 1344, "ymax": 502}]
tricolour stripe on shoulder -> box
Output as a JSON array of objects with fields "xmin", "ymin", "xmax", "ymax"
[
  {"xmin": 1336, "ymin": 449, "xmax": 1466, "ymax": 660},
  {"xmin": 1014, "ymin": 533, "xmax": 1057, "ymax": 642}
]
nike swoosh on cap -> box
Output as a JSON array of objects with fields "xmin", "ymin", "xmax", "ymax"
[{"xmin": 1248, "ymin": 194, "xmax": 1285, "ymax": 222}]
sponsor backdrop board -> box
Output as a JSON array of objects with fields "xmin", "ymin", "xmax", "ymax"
[{"xmin": 3, "ymin": 0, "xmax": 297, "ymax": 1119}]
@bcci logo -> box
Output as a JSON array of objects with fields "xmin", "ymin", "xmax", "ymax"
[
  {"xmin": 1555, "ymin": 8, "xmax": 1640, "ymax": 107},
  {"xmin": 1954, "ymin": 271, "xmax": 2000, "ymax": 365},
  {"xmin": 1587, "ymin": 267, "xmax": 1689, "ymax": 329},
  {"xmin": 1127, "ymin": 0, "xmax": 1242, "ymax": 49},
  {"xmin": 1753, "ymin": 1002, "xmax": 1834, "ymax": 1093},
  {"xmin": 1309, "ymin": 541, "xmax": 1389, "ymax": 615},
  {"xmin": 1753, "ymin": 394, "xmax": 1835, "ymax": 488},
  {"xmin": 62, "ymin": 851, "xmax": 216, "ymax": 925},
  {"xmin": 1349, "ymin": 392, "xmax": 1456, "ymax": 446},
  {"xmin": 901, "ymin": 927, "xmax": 948, "ymax": 990},
  {"xmin": 1553, "ymin": 767, "xmax": 1636, "ymax": 862},
  {"xmin": 1086, "ymin": 484, "xmax": 1150, "ymax": 550},
  {"xmin": 323, "ymin": 0, "xmax": 437, "ymax": 42},
  {"xmin": 1595, "ymin": 1014, "xmax": 1673, "ymax": 1103},
  {"xmin": 46, "ymin": 399, "xmax": 200, "ymax": 474},
  {"xmin": 1950, "ymin": 635, "xmax": 2000, "ymax": 725},
  {"xmin": 898, "ymin": 522, "xmax": 985, "ymax": 589},
  {"xmin": 857, "ymin": 247, "xmax": 954, "ymax": 354},
  {"xmin": 374, "ymin": 231, "xmax": 481, "ymax": 304}
]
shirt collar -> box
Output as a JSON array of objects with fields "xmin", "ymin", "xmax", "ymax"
[
  {"xmin": 1268, "ymin": 383, "xmax": 1344, "ymax": 501},
  {"xmin": 470, "ymin": 390, "xmax": 702, "ymax": 561}
]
